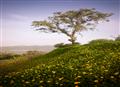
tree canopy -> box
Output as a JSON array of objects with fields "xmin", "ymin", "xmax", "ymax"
[{"xmin": 32, "ymin": 8, "xmax": 112, "ymax": 44}]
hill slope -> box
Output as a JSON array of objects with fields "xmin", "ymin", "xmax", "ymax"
[{"xmin": 0, "ymin": 40, "xmax": 120, "ymax": 87}]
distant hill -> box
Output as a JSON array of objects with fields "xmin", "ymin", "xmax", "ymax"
[{"xmin": 0, "ymin": 45, "xmax": 55, "ymax": 54}]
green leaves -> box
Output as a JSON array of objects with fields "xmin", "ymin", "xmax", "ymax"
[
  {"xmin": 32, "ymin": 20, "xmax": 57, "ymax": 33},
  {"xmin": 32, "ymin": 20, "xmax": 54, "ymax": 28}
]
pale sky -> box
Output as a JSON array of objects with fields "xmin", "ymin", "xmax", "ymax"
[{"xmin": 0, "ymin": 0, "xmax": 120, "ymax": 46}]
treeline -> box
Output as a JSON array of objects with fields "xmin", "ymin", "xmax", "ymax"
[{"xmin": 0, "ymin": 51, "xmax": 45, "ymax": 60}]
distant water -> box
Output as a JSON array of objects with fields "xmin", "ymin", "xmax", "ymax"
[{"xmin": 0, "ymin": 46, "xmax": 55, "ymax": 54}]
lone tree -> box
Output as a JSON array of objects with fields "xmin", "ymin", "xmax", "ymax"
[{"xmin": 32, "ymin": 8, "xmax": 112, "ymax": 44}]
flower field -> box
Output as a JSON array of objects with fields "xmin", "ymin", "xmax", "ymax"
[{"xmin": 0, "ymin": 40, "xmax": 120, "ymax": 87}]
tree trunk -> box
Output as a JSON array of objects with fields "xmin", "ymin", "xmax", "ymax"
[
  {"xmin": 71, "ymin": 39, "xmax": 75, "ymax": 44},
  {"xmin": 69, "ymin": 36, "xmax": 76, "ymax": 45}
]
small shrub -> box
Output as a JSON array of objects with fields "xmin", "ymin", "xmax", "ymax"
[
  {"xmin": 115, "ymin": 35, "xmax": 120, "ymax": 41},
  {"xmin": 54, "ymin": 43, "xmax": 65, "ymax": 48},
  {"xmin": 55, "ymin": 42, "xmax": 80, "ymax": 48},
  {"xmin": 89, "ymin": 39, "xmax": 113, "ymax": 45},
  {"xmin": 0, "ymin": 53, "xmax": 14, "ymax": 60},
  {"xmin": 23, "ymin": 51, "xmax": 44, "ymax": 59}
]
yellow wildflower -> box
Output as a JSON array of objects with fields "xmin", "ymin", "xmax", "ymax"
[
  {"xmin": 52, "ymin": 71, "xmax": 56, "ymax": 74},
  {"xmin": 110, "ymin": 76, "xmax": 114, "ymax": 79},
  {"xmin": 58, "ymin": 77, "xmax": 64, "ymax": 80},
  {"xmin": 89, "ymin": 72, "xmax": 93, "ymax": 75},
  {"xmin": 25, "ymin": 81, "xmax": 30, "ymax": 84},
  {"xmin": 74, "ymin": 81, "xmax": 80, "ymax": 84},
  {"xmin": 47, "ymin": 80, "xmax": 51, "ymax": 83},
  {"xmin": 104, "ymin": 70, "xmax": 108, "ymax": 72},
  {"xmin": 40, "ymin": 80, "xmax": 44, "ymax": 83},
  {"xmin": 83, "ymin": 72, "xmax": 87, "ymax": 75},
  {"xmin": 21, "ymin": 80, "xmax": 25, "ymax": 82},
  {"xmin": 114, "ymin": 72, "xmax": 119, "ymax": 75},
  {"xmin": 32, "ymin": 79, "xmax": 35, "ymax": 82},
  {"xmin": 10, "ymin": 80, "xmax": 14, "ymax": 84},
  {"xmin": 77, "ymin": 76, "xmax": 81, "ymax": 78},
  {"xmin": 60, "ymin": 84, "xmax": 63, "ymax": 86},
  {"xmin": 94, "ymin": 80, "xmax": 99, "ymax": 83}
]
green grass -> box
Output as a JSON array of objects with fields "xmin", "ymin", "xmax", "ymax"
[
  {"xmin": 0, "ymin": 46, "xmax": 74, "ymax": 74},
  {"xmin": 0, "ymin": 40, "xmax": 120, "ymax": 87}
]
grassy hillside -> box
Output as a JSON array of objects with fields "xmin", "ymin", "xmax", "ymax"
[{"xmin": 0, "ymin": 40, "xmax": 120, "ymax": 87}]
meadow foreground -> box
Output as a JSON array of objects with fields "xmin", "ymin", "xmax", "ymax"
[{"xmin": 0, "ymin": 40, "xmax": 120, "ymax": 87}]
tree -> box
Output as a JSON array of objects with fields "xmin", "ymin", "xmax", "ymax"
[{"xmin": 32, "ymin": 8, "xmax": 112, "ymax": 44}]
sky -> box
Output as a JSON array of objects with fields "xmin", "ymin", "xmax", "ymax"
[{"xmin": 0, "ymin": 0, "xmax": 120, "ymax": 46}]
